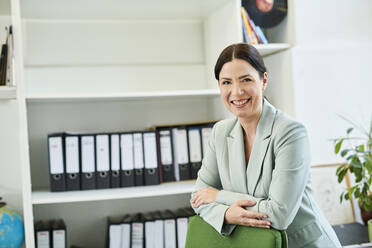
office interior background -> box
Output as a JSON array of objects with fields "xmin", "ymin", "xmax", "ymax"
[{"xmin": 0, "ymin": 0, "xmax": 371, "ymax": 247}]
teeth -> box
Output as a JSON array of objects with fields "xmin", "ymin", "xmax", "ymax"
[{"xmin": 232, "ymin": 99, "xmax": 249, "ymax": 105}]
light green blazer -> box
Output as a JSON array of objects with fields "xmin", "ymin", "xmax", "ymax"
[{"xmin": 191, "ymin": 99, "xmax": 341, "ymax": 248}]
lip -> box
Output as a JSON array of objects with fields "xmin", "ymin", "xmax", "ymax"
[{"xmin": 230, "ymin": 98, "xmax": 251, "ymax": 108}]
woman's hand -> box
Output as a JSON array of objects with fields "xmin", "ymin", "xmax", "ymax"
[
  {"xmin": 191, "ymin": 187, "xmax": 219, "ymax": 208},
  {"xmin": 225, "ymin": 200, "xmax": 271, "ymax": 229}
]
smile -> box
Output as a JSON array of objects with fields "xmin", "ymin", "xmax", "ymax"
[{"xmin": 230, "ymin": 98, "xmax": 251, "ymax": 107}]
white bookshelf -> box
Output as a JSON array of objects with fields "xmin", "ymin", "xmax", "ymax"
[
  {"xmin": 0, "ymin": 86, "xmax": 16, "ymax": 99},
  {"xmin": 26, "ymin": 89, "xmax": 220, "ymax": 102},
  {"xmin": 0, "ymin": 0, "xmax": 296, "ymax": 246},
  {"xmin": 32, "ymin": 180, "xmax": 195, "ymax": 205}
]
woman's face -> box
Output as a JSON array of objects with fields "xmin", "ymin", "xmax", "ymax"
[{"xmin": 218, "ymin": 58, "xmax": 267, "ymax": 120}]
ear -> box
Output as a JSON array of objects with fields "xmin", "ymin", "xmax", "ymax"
[{"xmin": 262, "ymin": 72, "xmax": 268, "ymax": 91}]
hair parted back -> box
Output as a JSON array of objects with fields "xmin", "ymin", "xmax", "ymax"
[{"xmin": 214, "ymin": 43, "xmax": 267, "ymax": 80}]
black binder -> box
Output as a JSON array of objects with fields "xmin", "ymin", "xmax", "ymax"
[
  {"xmin": 120, "ymin": 133, "xmax": 135, "ymax": 187},
  {"xmin": 156, "ymin": 128, "xmax": 175, "ymax": 182},
  {"xmin": 143, "ymin": 131, "xmax": 160, "ymax": 185},
  {"xmin": 95, "ymin": 134, "xmax": 110, "ymax": 189},
  {"xmin": 133, "ymin": 132, "xmax": 144, "ymax": 186},
  {"xmin": 187, "ymin": 127, "xmax": 203, "ymax": 179},
  {"xmin": 110, "ymin": 134, "xmax": 121, "ymax": 188},
  {"xmin": 35, "ymin": 220, "xmax": 51, "ymax": 248},
  {"xmin": 80, "ymin": 134, "xmax": 96, "ymax": 190},
  {"xmin": 64, "ymin": 133, "xmax": 81, "ymax": 191},
  {"xmin": 51, "ymin": 219, "xmax": 66, "ymax": 248},
  {"xmin": 172, "ymin": 127, "xmax": 191, "ymax": 180},
  {"xmin": 48, "ymin": 133, "xmax": 66, "ymax": 192}
]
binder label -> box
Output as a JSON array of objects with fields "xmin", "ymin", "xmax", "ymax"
[
  {"xmin": 53, "ymin": 230, "xmax": 66, "ymax": 248},
  {"xmin": 110, "ymin": 134, "xmax": 120, "ymax": 171},
  {"xmin": 121, "ymin": 134, "xmax": 134, "ymax": 170},
  {"xmin": 133, "ymin": 133, "xmax": 144, "ymax": 169},
  {"xmin": 65, "ymin": 136, "xmax": 79, "ymax": 173},
  {"xmin": 202, "ymin": 127, "xmax": 212, "ymax": 158},
  {"xmin": 132, "ymin": 223, "xmax": 144, "ymax": 248},
  {"xmin": 160, "ymin": 131, "xmax": 172, "ymax": 165},
  {"xmin": 96, "ymin": 135, "xmax": 110, "ymax": 171},
  {"xmin": 143, "ymin": 132, "xmax": 158, "ymax": 169},
  {"xmin": 188, "ymin": 129, "xmax": 202, "ymax": 163},
  {"xmin": 49, "ymin": 137, "xmax": 64, "ymax": 174},
  {"xmin": 37, "ymin": 231, "xmax": 50, "ymax": 248},
  {"xmin": 81, "ymin": 136, "xmax": 95, "ymax": 173}
]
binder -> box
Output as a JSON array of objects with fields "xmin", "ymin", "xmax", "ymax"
[
  {"xmin": 157, "ymin": 128, "xmax": 175, "ymax": 182},
  {"xmin": 133, "ymin": 132, "xmax": 145, "ymax": 186},
  {"xmin": 187, "ymin": 127, "xmax": 202, "ymax": 179},
  {"xmin": 35, "ymin": 220, "xmax": 51, "ymax": 248},
  {"xmin": 152, "ymin": 211, "xmax": 164, "ymax": 248},
  {"xmin": 201, "ymin": 125, "xmax": 213, "ymax": 159},
  {"xmin": 120, "ymin": 133, "xmax": 135, "ymax": 187},
  {"xmin": 143, "ymin": 132, "xmax": 160, "ymax": 185},
  {"xmin": 51, "ymin": 219, "xmax": 66, "ymax": 248},
  {"xmin": 108, "ymin": 217, "xmax": 122, "ymax": 248},
  {"xmin": 80, "ymin": 135, "xmax": 96, "ymax": 190},
  {"xmin": 64, "ymin": 134, "xmax": 81, "ymax": 191},
  {"xmin": 48, "ymin": 133, "xmax": 66, "ymax": 192},
  {"xmin": 96, "ymin": 134, "xmax": 110, "ymax": 189},
  {"xmin": 131, "ymin": 213, "xmax": 145, "ymax": 248},
  {"xmin": 175, "ymin": 209, "xmax": 189, "ymax": 248},
  {"xmin": 143, "ymin": 212, "xmax": 156, "ymax": 248},
  {"xmin": 120, "ymin": 215, "xmax": 131, "ymax": 248},
  {"xmin": 161, "ymin": 210, "xmax": 177, "ymax": 248},
  {"xmin": 172, "ymin": 127, "xmax": 191, "ymax": 180},
  {"xmin": 110, "ymin": 134, "xmax": 121, "ymax": 188}
]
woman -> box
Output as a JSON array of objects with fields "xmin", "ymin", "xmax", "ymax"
[{"xmin": 191, "ymin": 43, "xmax": 341, "ymax": 248}]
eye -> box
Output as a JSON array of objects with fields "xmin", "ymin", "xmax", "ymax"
[
  {"xmin": 242, "ymin": 78, "xmax": 252, "ymax": 83},
  {"xmin": 221, "ymin": 80, "xmax": 231, "ymax": 85}
]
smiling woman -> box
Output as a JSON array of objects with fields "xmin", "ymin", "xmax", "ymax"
[{"xmin": 190, "ymin": 43, "xmax": 342, "ymax": 248}]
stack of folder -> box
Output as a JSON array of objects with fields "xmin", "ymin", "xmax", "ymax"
[
  {"xmin": 34, "ymin": 219, "xmax": 66, "ymax": 248},
  {"xmin": 107, "ymin": 207, "xmax": 195, "ymax": 248},
  {"xmin": 47, "ymin": 122, "xmax": 215, "ymax": 192}
]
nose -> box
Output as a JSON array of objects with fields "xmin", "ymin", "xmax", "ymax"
[{"xmin": 231, "ymin": 82, "xmax": 244, "ymax": 96}]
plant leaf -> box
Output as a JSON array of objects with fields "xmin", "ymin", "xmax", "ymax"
[
  {"xmin": 356, "ymin": 144, "xmax": 365, "ymax": 153},
  {"xmin": 347, "ymin": 127, "xmax": 354, "ymax": 134},
  {"xmin": 341, "ymin": 149, "xmax": 349, "ymax": 157},
  {"xmin": 351, "ymin": 156, "xmax": 363, "ymax": 169},
  {"xmin": 340, "ymin": 192, "xmax": 344, "ymax": 203},
  {"xmin": 335, "ymin": 139, "xmax": 343, "ymax": 154}
]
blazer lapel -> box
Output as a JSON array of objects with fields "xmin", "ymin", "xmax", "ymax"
[
  {"xmin": 226, "ymin": 119, "xmax": 248, "ymax": 194},
  {"xmin": 246, "ymin": 99, "xmax": 277, "ymax": 195}
]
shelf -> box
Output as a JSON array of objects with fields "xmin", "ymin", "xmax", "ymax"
[
  {"xmin": 32, "ymin": 180, "xmax": 195, "ymax": 205},
  {"xmin": 0, "ymin": 86, "xmax": 16, "ymax": 99},
  {"xmin": 254, "ymin": 43, "xmax": 291, "ymax": 57},
  {"xmin": 26, "ymin": 89, "xmax": 220, "ymax": 103}
]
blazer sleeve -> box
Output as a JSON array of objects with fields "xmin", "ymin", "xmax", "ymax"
[
  {"xmin": 215, "ymin": 122, "xmax": 310, "ymax": 230},
  {"xmin": 191, "ymin": 125, "xmax": 236, "ymax": 235}
]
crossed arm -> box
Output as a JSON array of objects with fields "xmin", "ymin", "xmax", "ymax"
[{"xmin": 190, "ymin": 122, "xmax": 310, "ymax": 234}]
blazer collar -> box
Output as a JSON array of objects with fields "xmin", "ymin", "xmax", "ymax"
[{"xmin": 227, "ymin": 99, "xmax": 277, "ymax": 194}]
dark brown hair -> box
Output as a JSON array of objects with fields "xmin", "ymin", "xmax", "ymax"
[{"xmin": 214, "ymin": 43, "xmax": 266, "ymax": 80}]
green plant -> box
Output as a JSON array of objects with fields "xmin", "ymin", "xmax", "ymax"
[{"xmin": 333, "ymin": 116, "xmax": 372, "ymax": 211}]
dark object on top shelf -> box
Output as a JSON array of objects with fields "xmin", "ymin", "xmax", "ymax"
[{"xmin": 243, "ymin": 0, "xmax": 287, "ymax": 28}]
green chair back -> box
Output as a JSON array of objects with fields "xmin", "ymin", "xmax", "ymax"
[{"xmin": 185, "ymin": 215, "xmax": 288, "ymax": 248}]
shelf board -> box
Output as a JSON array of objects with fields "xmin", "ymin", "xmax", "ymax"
[
  {"xmin": 0, "ymin": 86, "xmax": 17, "ymax": 99},
  {"xmin": 254, "ymin": 43, "xmax": 291, "ymax": 57},
  {"xmin": 32, "ymin": 180, "xmax": 195, "ymax": 205},
  {"xmin": 26, "ymin": 89, "xmax": 220, "ymax": 103}
]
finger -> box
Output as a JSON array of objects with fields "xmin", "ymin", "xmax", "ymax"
[
  {"xmin": 236, "ymin": 200, "xmax": 256, "ymax": 207},
  {"xmin": 242, "ymin": 218, "xmax": 271, "ymax": 227},
  {"xmin": 244, "ymin": 211, "xmax": 268, "ymax": 219}
]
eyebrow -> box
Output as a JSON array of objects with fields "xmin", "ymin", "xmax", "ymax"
[{"xmin": 219, "ymin": 74, "xmax": 252, "ymax": 81}]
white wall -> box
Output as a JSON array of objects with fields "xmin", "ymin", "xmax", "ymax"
[
  {"xmin": 292, "ymin": 0, "xmax": 372, "ymax": 165},
  {"xmin": 292, "ymin": 0, "xmax": 372, "ymax": 224}
]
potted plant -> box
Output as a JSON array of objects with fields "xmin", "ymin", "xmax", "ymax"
[{"xmin": 333, "ymin": 117, "xmax": 372, "ymax": 224}]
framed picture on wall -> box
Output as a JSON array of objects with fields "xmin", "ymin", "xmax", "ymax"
[{"xmin": 311, "ymin": 163, "xmax": 355, "ymax": 225}]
